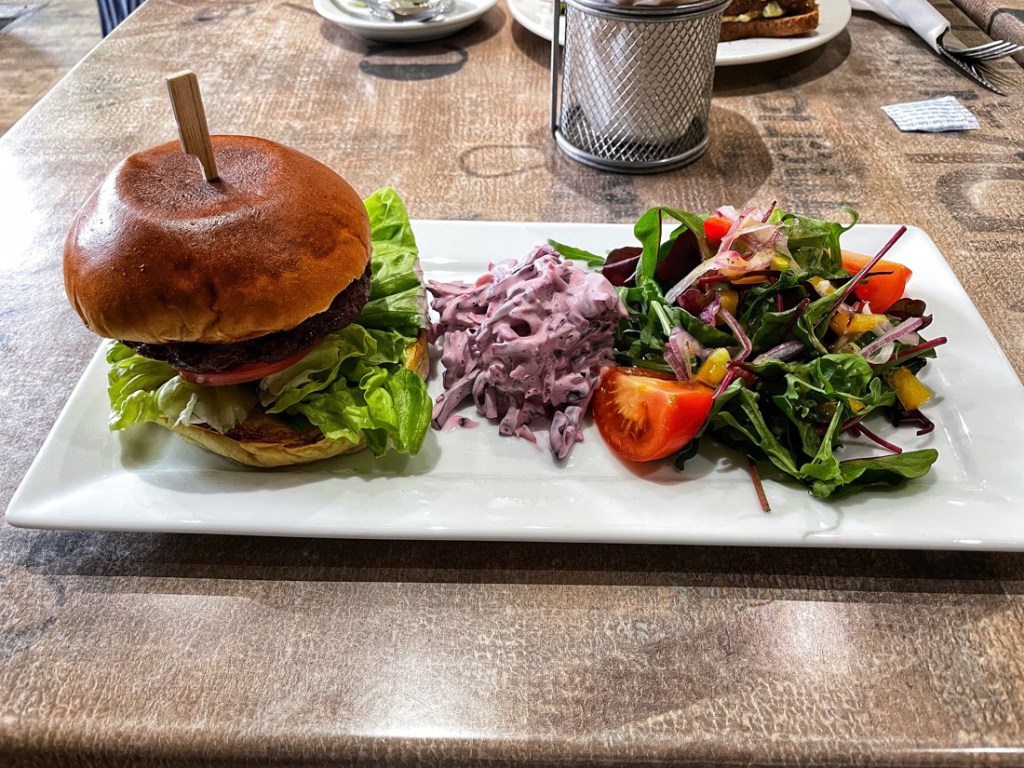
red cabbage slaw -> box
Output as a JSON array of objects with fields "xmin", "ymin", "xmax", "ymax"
[{"xmin": 428, "ymin": 245, "xmax": 625, "ymax": 459}]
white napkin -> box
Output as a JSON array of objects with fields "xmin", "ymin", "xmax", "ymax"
[{"xmin": 850, "ymin": 0, "xmax": 949, "ymax": 53}]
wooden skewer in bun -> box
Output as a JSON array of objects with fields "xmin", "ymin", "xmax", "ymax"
[{"xmin": 165, "ymin": 70, "xmax": 219, "ymax": 182}]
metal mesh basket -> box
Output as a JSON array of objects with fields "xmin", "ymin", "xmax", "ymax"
[{"xmin": 551, "ymin": 0, "xmax": 729, "ymax": 173}]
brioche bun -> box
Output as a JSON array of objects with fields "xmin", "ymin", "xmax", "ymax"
[
  {"xmin": 156, "ymin": 332, "xmax": 430, "ymax": 468},
  {"xmin": 63, "ymin": 135, "xmax": 371, "ymax": 344}
]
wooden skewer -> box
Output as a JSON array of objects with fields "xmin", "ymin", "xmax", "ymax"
[{"xmin": 165, "ymin": 70, "xmax": 219, "ymax": 182}]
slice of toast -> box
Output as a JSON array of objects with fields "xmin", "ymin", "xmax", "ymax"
[{"xmin": 720, "ymin": 2, "xmax": 819, "ymax": 42}]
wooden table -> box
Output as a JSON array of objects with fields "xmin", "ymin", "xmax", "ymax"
[{"xmin": 2, "ymin": 1, "xmax": 1023, "ymax": 765}]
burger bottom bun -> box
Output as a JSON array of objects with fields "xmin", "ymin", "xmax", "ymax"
[{"xmin": 155, "ymin": 331, "xmax": 430, "ymax": 468}]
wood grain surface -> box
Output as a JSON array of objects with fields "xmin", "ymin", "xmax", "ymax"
[
  {"xmin": 0, "ymin": 0, "xmax": 101, "ymax": 134},
  {"xmin": 1, "ymin": 0, "xmax": 1023, "ymax": 765}
]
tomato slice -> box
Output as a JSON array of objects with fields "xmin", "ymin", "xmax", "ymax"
[
  {"xmin": 841, "ymin": 250, "xmax": 912, "ymax": 313},
  {"xmin": 703, "ymin": 215, "xmax": 733, "ymax": 244},
  {"xmin": 178, "ymin": 346, "xmax": 315, "ymax": 387},
  {"xmin": 592, "ymin": 366, "xmax": 715, "ymax": 463}
]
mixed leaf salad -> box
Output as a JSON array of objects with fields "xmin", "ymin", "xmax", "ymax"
[
  {"xmin": 105, "ymin": 188, "xmax": 433, "ymax": 457},
  {"xmin": 553, "ymin": 204, "xmax": 946, "ymax": 505}
]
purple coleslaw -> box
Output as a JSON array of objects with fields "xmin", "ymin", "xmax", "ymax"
[{"xmin": 428, "ymin": 245, "xmax": 625, "ymax": 459}]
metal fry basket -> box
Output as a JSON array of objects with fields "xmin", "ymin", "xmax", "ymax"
[{"xmin": 550, "ymin": 0, "xmax": 729, "ymax": 173}]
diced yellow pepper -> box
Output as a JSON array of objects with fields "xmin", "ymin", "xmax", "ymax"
[
  {"xmin": 717, "ymin": 287, "xmax": 739, "ymax": 317},
  {"xmin": 697, "ymin": 348, "xmax": 732, "ymax": 387},
  {"xmin": 732, "ymin": 274, "xmax": 769, "ymax": 285},
  {"xmin": 829, "ymin": 311, "xmax": 887, "ymax": 337},
  {"xmin": 808, "ymin": 276, "xmax": 835, "ymax": 296},
  {"xmin": 889, "ymin": 367, "xmax": 933, "ymax": 411},
  {"xmin": 828, "ymin": 313, "xmax": 848, "ymax": 336}
]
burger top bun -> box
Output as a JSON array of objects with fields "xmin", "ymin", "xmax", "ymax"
[{"xmin": 63, "ymin": 135, "xmax": 371, "ymax": 345}]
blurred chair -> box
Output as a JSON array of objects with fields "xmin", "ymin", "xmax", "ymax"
[{"xmin": 97, "ymin": 0, "xmax": 146, "ymax": 35}]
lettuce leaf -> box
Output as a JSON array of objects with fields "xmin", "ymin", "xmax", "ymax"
[
  {"xmin": 107, "ymin": 343, "xmax": 257, "ymax": 433},
  {"xmin": 258, "ymin": 324, "xmax": 401, "ymax": 413},
  {"xmin": 292, "ymin": 364, "xmax": 432, "ymax": 456},
  {"xmin": 105, "ymin": 186, "xmax": 431, "ymax": 458},
  {"xmin": 771, "ymin": 207, "xmax": 857, "ymax": 277},
  {"xmin": 360, "ymin": 187, "xmax": 429, "ymax": 336}
]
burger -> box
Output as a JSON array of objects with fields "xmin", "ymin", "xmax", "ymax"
[
  {"xmin": 719, "ymin": 0, "xmax": 819, "ymax": 41},
  {"xmin": 63, "ymin": 135, "xmax": 432, "ymax": 467}
]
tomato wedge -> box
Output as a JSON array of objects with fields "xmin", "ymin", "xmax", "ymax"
[
  {"xmin": 703, "ymin": 215, "xmax": 733, "ymax": 244},
  {"xmin": 841, "ymin": 250, "xmax": 912, "ymax": 313},
  {"xmin": 592, "ymin": 366, "xmax": 715, "ymax": 463},
  {"xmin": 178, "ymin": 346, "xmax": 315, "ymax": 387}
]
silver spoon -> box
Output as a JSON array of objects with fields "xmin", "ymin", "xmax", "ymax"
[{"xmin": 362, "ymin": 0, "xmax": 448, "ymax": 22}]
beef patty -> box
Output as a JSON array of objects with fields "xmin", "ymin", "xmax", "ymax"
[{"xmin": 124, "ymin": 264, "xmax": 372, "ymax": 372}]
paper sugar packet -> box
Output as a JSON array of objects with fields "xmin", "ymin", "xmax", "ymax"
[{"xmin": 882, "ymin": 96, "xmax": 980, "ymax": 132}]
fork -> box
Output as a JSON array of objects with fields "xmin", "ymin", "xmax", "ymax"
[
  {"xmin": 936, "ymin": 31, "xmax": 1023, "ymax": 95},
  {"xmin": 946, "ymin": 39, "xmax": 1024, "ymax": 62}
]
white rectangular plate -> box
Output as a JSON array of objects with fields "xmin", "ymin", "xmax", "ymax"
[{"xmin": 8, "ymin": 221, "xmax": 1024, "ymax": 549}]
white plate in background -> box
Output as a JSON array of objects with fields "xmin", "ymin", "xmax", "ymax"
[
  {"xmin": 717, "ymin": 0, "xmax": 851, "ymax": 65},
  {"xmin": 315, "ymin": 0, "xmax": 498, "ymax": 42},
  {"xmin": 8, "ymin": 220, "xmax": 1024, "ymax": 549},
  {"xmin": 509, "ymin": 0, "xmax": 852, "ymax": 66}
]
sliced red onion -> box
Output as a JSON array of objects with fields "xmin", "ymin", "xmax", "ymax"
[
  {"xmin": 664, "ymin": 260, "xmax": 718, "ymax": 304},
  {"xmin": 698, "ymin": 293, "xmax": 722, "ymax": 326},
  {"xmin": 717, "ymin": 308, "xmax": 753, "ymax": 362},
  {"xmin": 752, "ymin": 340, "xmax": 805, "ymax": 363},
  {"xmin": 859, "ymin": 316, "xmax": 925, "ymax": 361},
  {"xmin": 664, "ymin": 248, "xmax": 776, "ymax": 305},
  {"xmin": 663, "ymin": 326, "xmax": 705, "ymax": 381}
]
